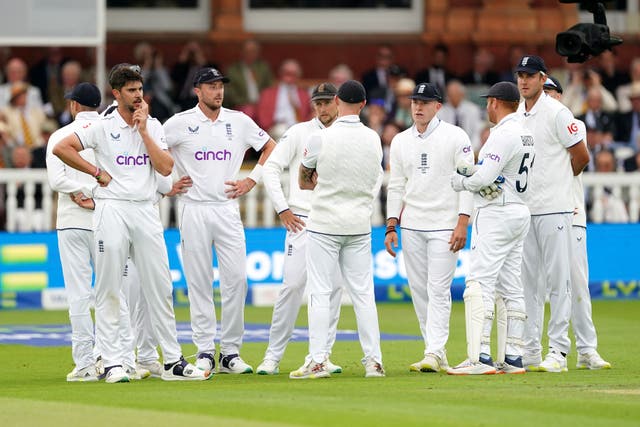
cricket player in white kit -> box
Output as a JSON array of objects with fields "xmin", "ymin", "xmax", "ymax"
[
  {"xmin": 291, "ymin": 80, "xmax": 385, "ymax": 379},
  {"xmin": 257, "ymin": 83, "xmax": 344, "ymax": 375},
  {"xmin": 515, "ymin": 56, "xmax": 590, "ymax": 373},
  {"xmin": 542, "ymin": 76, "xmax": 610, "ymax": 370},
  {"xmin": 53, "ymin": 67, "xmax": 211, "ymax": 383},
  {"xmin": 448, "ymin": 81, "xmax": 534, "ymax": 375},
  {"xmin": 163, "ymin": 67, "xmax": 276, "ymax": 374},
  {"xmin": 385, "ymin": 82, "xmax": 474, "ymax": 373}
]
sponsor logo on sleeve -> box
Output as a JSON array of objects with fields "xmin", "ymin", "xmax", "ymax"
[
  {"xmin": 484, "ymin": 153, "xmax": 501, "ymax": 162},
  {"xmin": 567, "ymin": 122, "xmax": 579, "ymax": 135},
  {"xmin": 462, "ymin": 145, "xmax": 472, "ymax": 153}
]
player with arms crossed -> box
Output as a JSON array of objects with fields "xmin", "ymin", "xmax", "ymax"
[
  {"xmin": 257, "ymin": 83, "xmax": 344, "ymax": 375},
  {"xmin": 54, "ymin": 67, "xmax": 210, "ymax": 383},
  {"xmin": 290, "ymin": 80, "xmax": 385, "ymax": 379},
  {"xmin": 163, "ymin": 67, "xmax": 276, "ymax": 374},
  {"xmin": 384, "ymin": 82, "xmax": 474, "ymax": 373},
  {"xmin": 448, "ymin": 81, "xmax": 534, "ymax": 375},
  {"xmin": 515, "ymin": 56, "xmax": 590, "ymax": 372}
]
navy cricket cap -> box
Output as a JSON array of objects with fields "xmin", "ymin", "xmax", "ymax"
[
  {"xmin": 481, "ymin": 81, "xmax": 521, "ymax": 102},
  {"xmin": 409, "ymin": 82, "xmax": 442, "ymax": 102},
  {"xmin": 64, "ymin": 82, "xmax": 101, "ymax": 108},
  {"xmin": 515, "ymin": 55, "xmax": 547, "ymax": 74},
  {"xmin": 311, "ymin": 82, "xmax": 337, "ymax": 101},
  {"xmin": 337, "ymin": 80, "xmax": 366, "ymax": 103},
  {"xmin": 193, "ymin": 67, "xmax": 230, "ymax": 86},
  {"xmin": 543, "ymin": 76, "xmax": 563, "ymax": 94}
]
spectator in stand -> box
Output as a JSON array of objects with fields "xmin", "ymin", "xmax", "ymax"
[
  {"xmin": 328, "ymin": 63, "xmax": 353, "ymax": 89},
  {"xmin": 460, "ymin": 48, "xmax": 500, "ymax": 87},
  {"xmin": 563, "ymin": 68, "xmax": 618, "ymax": 117},
  {"xmin": 29, "ymin": 47, "xmax": 67, "ymax": 105},
  {"xmin": 615, "ymin": 57, "xmax": 640, "ymax": 114},
  {"xmin": 362, "ymin": 45, "xmax": 395, "ymax": 99},
  {"xmin": 363, "ymin": 97, "xmax": 387, "ymax": 136},
  {"xmin": 596, "ymin": 50, "xmax": 629, "ymax": 96},
  {"xmin": 135, "ymin": 41, "xmax": 177, "ymax": 123},
  {"xmin": 256, "ymin": 59, "xmax": 311, "ymax": 141},
  {"xmin": 499, "ymin": 45, "xmax": 525, "ymax": 83},
  {"xmin": 49, "ymin": 61, "xmax": 83, "ymax": 126},
  {"xmin": 414, "ymin": 43, "xmax": 456, "ymax": 98},
  {"xmin": 0, "ymin": 117, "xmax": 10, "ymax": 167},
  {"xmin": 1, "ymin": 83, "xmax": 47, "ymax": 148},
  {"xmin": 615, "ymin": 82, "xmax": 640, "ymax": 151},
  {"xmin": 9, "ymin": 145, "xmax": 46, "ymax": 231},
  {"xmin": 623, "ymin": 151, "xmax": 640, "ymax": 172},
  {"xmin": 171, "ymin": 41, "xmax": 216, "ymax": 111},
  {"xmin": 577, "ymin": 87, "xmax": 616, "ymax": 144},
  {"xmin": 438, "ymin": 79, "xmax": 484, "ymax": 152},
  {"xmin": 391, "ymin": 78, "xmax": 415, "ymax": 131},
  {"xmin": 591, "ymin": 149, "xmax": 629, "ymax": 223},
  {"xmin": 224, "ymin": 39, "xmax": 273, "ymax": 120},
  {"xmin": 0, "ymin": 58, "xmax": 44, "ymax": 110}
]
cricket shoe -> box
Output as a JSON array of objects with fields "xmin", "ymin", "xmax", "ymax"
[
  {"xmin": 447, "ymin": 359, "xmax": 497, "ymax": 375},
  {"xmin": 162, "ymin": 357, "xmax": 212, "ymax": 381},
  {"xmin": 137, "ymin": 360, "xmax": 163, "ymax": 378},
  {"xmin": 95, "ymin": 356, "xmax": 105, "ymax": 377},
  {"xmin": 104, "ymin": 365, "xmax": 130, "ymax": 383},
  {"xmin": 363, "ymin": 358, "xmax": 385, "ymax": 378},
  {"xmin": 66, "ymin": 365, "xmax": 98, "ymax": 382},
  {"xmin": 538, "ymin": 350, "xmax": 568, "ymax": 373},
  {"xmin": 195, "ymin": 352, "xmax": 216, "ymax": 372},
  {"xmin": 496, "ymin": 356, "xmax": 526, "ymax": 374},
  {"xmin": 409, "ymin": 352, "xmax": 448, "ymax": 373},
  {"xmin": 523, "ymin": 354, "xmax": 542, "ymax": 372},
  {"xmin": 289, "ymin": 359, "xmax": 331, "ymax": 380},
  {"xmin": 325, "ymin": 359, "xmax": 343, "ymax": 374},
  {"xmin": 576, "ymin": 351, "xmax": 611, "ymax": 370},
  {"xmin": 219, "ymin": 353, "xmax": 253, "ymax": 374},
  {"xmin": 256, "ymin": 359, "xmax": 279, "ymax": 375},
  {"xmin": 125, "ymin": 365, "xmax": 150, "ymax": 380}
]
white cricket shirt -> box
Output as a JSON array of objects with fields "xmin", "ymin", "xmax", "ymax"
[
  {"xmin": 572, "ymin": 120, "xmax": 588, "ymax": 228},
  {"xmin": 46, "ymin": 111, "xmax": 100, "ymax": 230},
  {"xmin": 387, "ymin": 118, "xmax": 474, "ymax": 231},
  {"xmin": 263, "ymin": 117, "xmax": 325, "ymax": 216},
  {"xmin": 75, "ymin": 110, "xmax": 167, "ymax": 202},
  {"xmin": 463, "ymin": 113, "xmax": 535, "ymax": 209},
  {"xmin": 163, "ymin": 105, "xmax": 270, "ymax": 203},
  {"xmin": 517, "ymin": 92, "xmax": 583, "ymax": 215},
  {"xmin": 302, "ymin": 115, "xmax": 383, "ymax": 235}
]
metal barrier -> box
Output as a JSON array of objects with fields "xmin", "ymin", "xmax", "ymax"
[{"xmin": 0, "ymin": 169, "xmax": 638, "ymax": 231}]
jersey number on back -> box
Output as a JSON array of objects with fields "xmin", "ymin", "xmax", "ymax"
[{"xmin": 516, "ymin": 153, "xmax": 535, "ymax": 193}]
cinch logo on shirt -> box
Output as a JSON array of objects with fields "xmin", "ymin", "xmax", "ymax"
[
  {"xmin": 194, "ymin": 149, "xmax": 232, "ymax": 161},
  {"xmin": 484, "ymin": 153, "xmax": 501, "ymax": 162},
  {"xmin": 116, "ymin": 153, "xmax": 150, "ymax": 166}
]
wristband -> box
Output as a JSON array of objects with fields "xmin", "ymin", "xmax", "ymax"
[
  {"xmin": 94, "ymin": 167, "xmax": 101, "ymax": 178},
  {"xmin": 385, "ymin": 225, "xmax": 397, "ymax": 236},
  {"xmin": 247, "ymin": 164, "xmax": 263, "ymax": 184}
]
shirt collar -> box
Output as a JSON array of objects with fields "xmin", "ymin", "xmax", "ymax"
[
  {"xmin": 411, "ymin": 117, "xmax": 441, "ymax": 139},
  {"xmin": 335, "ymin": 114, "xmax": 361, "ymax": 124},
  {"xmin": 113, "ymin": 109, "xmax": 131, "ymax": 129},
  {"xmin": 75, "ymin": 111, "xmax": 100, "ymax": 120},
  {"xmin": 312, "ymin": 117, "xmax": 326, "ymax": 129},
  {"xmin": 520, "ymin": 91, "xmax": 548, "ymax": 117},
  {"xmin": 195, "ymin": 104, "xmax": 227, "ymax": 123},
  {"xmin": 490, "ymin": 112, "xmax": 519, "ymax": 133}
]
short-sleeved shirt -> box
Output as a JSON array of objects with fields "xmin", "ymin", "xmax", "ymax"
[
  {"xmin": 163, "ymin": 105, "xmax": 270, "ymax": 203},
  {"xmin": 572, "ymin": 120, "xmax": 588, "ymax": 228},
  {"xmin": 75, "ymin": 110, "xmax": 166, "ymax": 201},
  {"xmin": 517, "ymin": 93, "xmax": 583, "ymax": 215}
]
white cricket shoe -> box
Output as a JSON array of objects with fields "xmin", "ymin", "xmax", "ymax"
[
  {"xmin": 162, "ymin": 357, "xmax": 213, "ymax": 381},
  {"xmin": 137, "ymin": 360, "xmax": 163, "ymax": 378},
  {"xmin": 125, "ymin": 365, "xmax": 150, "ymax": 380},
  {"xmin": 363, "ymin": 358, "xmax": 385, "ymax": 378},
  {"xmin": 195, "ymin": 352, "xmax": 215, "ymax": 372},
  {"xmin": 410, "ymin": 353, "xmax": 448, "ymax": 373},
  {"xmin": 538, "ymin": 350, "xmax": 568, "ymax": 373},
  {"xmin": 289, "ymin": 359, "xmax": 331, "ymax": 380},
  {"xmin": 219, "ymin": 353, "xmax": 253, "ymax": 374},
  {"xmin": 95, "ymin": 356, "xmax": 105, "ymax": 377},
  {"xmin": 447, "ymin": 359, "xmax": 497, "ymax": 375},
  {"xmin": 325, "ymin": 359, "xmax": 342, "ymax": 374},
  {"xmin": 523, "ymin": 354, "xmax": 542, "ymax": 372},
  {"xmin": 66, "ymin": 365, "xmax": 98, "ymax": 382},
  {"xmin": 104, "ymin": 365, "xmax": 130, "ymax": 383},
  {"xmin": 496, "ymin": 357, "xmax": 526, "ymax": 375},
  {"xmin": 576, "ymin": 351, "xmax": 611, "ymax": 370},
  {"xmin": 256, "ymin": 359, "xmax": 279, "ymax": 375}
]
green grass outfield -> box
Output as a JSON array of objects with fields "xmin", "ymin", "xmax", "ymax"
[{"xmin": 1, "ymin": 300, "xmax": 638, "ymax": 427}]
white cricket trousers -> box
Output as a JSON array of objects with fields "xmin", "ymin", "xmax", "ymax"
[
  {"xmin": 401, "ymin": 229, "xmax": 458, "ymax": 357},
  {"xmin": 522, "ymin": 213, "xmax": 573, "ymax": 358},
  {"xmin": 466, "ymin": 204, "xmax": 530, "ymax": 357},
  {"xmin": 180, "ymin": 202, "xmax": 247, "ymax": 356},
  {"xmin": 569, "ymin": 226, "xmax": 598, "ymax": 354},
  {"xmin": 93, "ymin": 199, "xmax": 182, "ymax": 368},
  {"xmin": 264, "ymin": 223, "xmax": 342, "ymax": 362},
  {"xmin": 57, "ymin": 228, "xmax": 95, "ymax": 370},
  {"xmin": 306, "ymin": 232, "xmax": 382, "ymax": 364}
]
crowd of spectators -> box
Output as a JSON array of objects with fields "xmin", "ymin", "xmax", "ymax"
[{"xmin": 1, "ymin": 42, "xmax": 639, "ymax": 230}]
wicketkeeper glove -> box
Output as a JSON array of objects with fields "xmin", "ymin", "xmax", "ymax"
[
  {"xmin": 456, "ymin": 160, "xmax": 478, "ymax": 177},
  {"xmin": 478, "ymin": 175, "xmax": 505, "ymax": 200}
]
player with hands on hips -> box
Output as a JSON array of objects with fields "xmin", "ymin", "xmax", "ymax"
[
  {"xmin": 257, "ymin": 83, "xmax": 344, "ymax": 375},
  {"xmin": 163, "ymin": 67, "xmax": 276, "ymax": 374},
  {"xmin": 384, "ymin": 82, "xmax": 474, "ymax": 373},
  {"xmin": 447, "ymin": 81, "xmax": 534, "ymax": 375}
]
